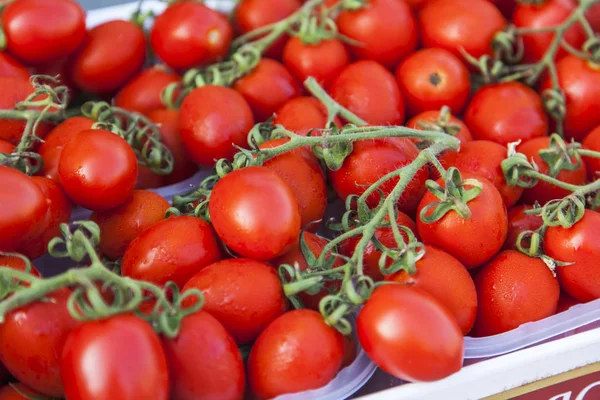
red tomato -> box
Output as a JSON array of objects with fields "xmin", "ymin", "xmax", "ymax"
[
  {"xmin": 38, "ymin": 116, "xmax": 95, "ymax": 182},
  {"xmin": 2, "ymin": 0, "xmax": 85, "ymax": 65},
  {"xmin": 0, "ymin": 289, "xmax": 77, "ymax": 396},
  {"xmin": 0, "ymin": 140, "xmax": 14, "ymax": 154},
  {"xmin": 183, "ymin": 258, "xmax": 286, "ymax": 344},
  {"xmin": 150, "ymin": 1, "xmax": 232, "ymax": 70},
  {"xmin": 282, "ymin": 37, "xmax": 349, "ymax": 86},
  {"xmin": 0, "ymin": 166, "xmax": 47, "ymax": 251},
  {"xmin": 329, "ymin": 138, "xmax": 428, "ymax": 215},
  {"xmin": 134, "ymin": 165, "xmax": 166, "ymax": 190},
  {"xmin": 396, "ymin": 48, "xmax": 471, "ymax": 116},
  {"xmin": 556, "ymin": 291, "xmax": 582, "ymax": 313},
  {"xmin": 406, "ymin": 110, "xmax": 473, "ymax": 145},
  {"xmin": 248, "ymin": 309, "xmax": 344, "ymax": 399},
  {"xmin": 517, "ymin": 137, "xmax": 587, "ymax": 205},
  {"xmin": 473, "ymin": 250, "xmax": 559, "ymax": 336},
  {"xmin": 541, "ymin": 55, "xmax": 600, "ymax": 142},
  {"xmin": 121, "ymin": 216, "xmax": 221, "ymax": 288},
  {"xmin": 114, "ymin": 67, "xmax": 179, "ymax": 115},
  {"xmin": 70, "ymin": 20, "xmax": 145, "ymax": 94},
  {"xmin": 0, "ymin": 254, "xmax": 40, "ymax": 277},
  {"xmin": 31, "ymin": 58, "xmax": 79, "ymax": 100},
  {"xmin": 503, "ymin": 205, "xmax": 543, "ymax": 250},
  {"xmin": 464, "ymin": 81, "xmax": 548, "ymax": 145},
  {"xmin": 61, "ymin": 315, "xmax": 169, "ymax": 400},
  {"xmin": 330, "ymin": 60, "xmax": 405, "ymax": 125},
  {"xmin": 419, "ymin": 0, "xmax": 505, "ymax": 61},
  {"xmin": 273, "ymin": 96, "xmax": 338, "ymax": 135},
  {"xmin": 357, "ymin": 285, "xmax": 464, "ymax": 382},
  {"xmin": 513, "ymin": 0, "xmax": 585, "ymax": 63},
  {"xmin": 417, "ymin": 173, "xmax": 508, "ymax": 269},
  {"xmin": 0, "ymin": 52, "xmax": 29, "ymax": 79},
  {"xmin": 0, "ymin": 383, "xmax": 48, "ymax": 400},
  {"xmin": 487, "ymin": 0, "xmax": 516, "ymax": 18},
  {"xmin": 162, "ymin": 311, "xmax": 245, "ymax": 400},
  {"xmin": 337, "ymin": 0, "xmax": 417, "ymax": 68},
  {"xmin": 179, "ymin": 85, "xmax": 254, "ymax": 167},
  {"xmin": 582, "ymin": 125, "xmax": 600, "ymax": 182},
  {"xmin": 545, "ymin": 210, "xmax": 600, "ymax": 302},
  {"xmin": 58, "ymin": 129, "xmax": 138, "ymax": 211}
]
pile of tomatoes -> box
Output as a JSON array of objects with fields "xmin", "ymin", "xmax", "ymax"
[{"xmin": 1, "ymin": 0, "xmax": 600, "ymax": 399}]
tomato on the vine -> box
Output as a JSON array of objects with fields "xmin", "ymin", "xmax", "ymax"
[
  {"xmin": 0, "ymin": 52, "xmax": 29, "ymax": 80},
  {"xmin": 114, "ymin": 67, "xmax": 179, "ymax": 115},
  {"xmin": 0, "ymin": 254, "xmax": 40, "ymax": 277},
  {"xmin": 582, "ymin": 125, "xmax": 600, "ymax": 182},
  {"xmin": 0, "ymin": 140, "xmax": 13, "ymax": 154},
  {"xmin": 283, "ymin": 37, "xmax": 349, "ymax": 86},
  {"xmin": 503, "ymin": 205, "xmax": 543, "ymax": 250},
  {"xmin": 273, "ymin": 96, "xmax": 338, "ymax": 135}
]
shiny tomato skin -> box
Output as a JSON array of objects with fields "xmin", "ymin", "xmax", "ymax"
[
  {"xmin": 357, "ymin": 285, "xmax": 464, "ymax": 382},
  {"xmin": 183, "ymin": 259, "xmax": 286, "ymax": 344},
  {"xmin": 0, "ymin": 289, "xmax": 78, "ymax": 397},
  {"xmin": 582, "ymin": 125, "xmax": 600, "ymax": 182},
  {"xmin": 0, "ymin": 254, "xmax": 40, "ymax": 277},
  {"xmin": 473, "ymin": 250, "xmax": 559, "ymax": 337},
  {"xmin": 150, "ymin": 1, "xmax": 232, "ymax": 70},
  {"xmin": 209, "ymin": 166, "xmax": 301, "ymax": 260},
  {"xmin": 330, "ymin": 60, "xmax": 405, "ymax": 125},
  {"xmin": 248, "ymin": 309, "xmax": 344, "ymax": 399},
  {"xmin": 517, "ymin": 137, "xmax": 587, "ymax": 205},
  {"xmin": 58, "ymin": 129, "xmax": 138, "ymax": 211},
  {"xmin": 162, "ymin": 311, "xmax": 245, "ymax": 400},
  {"xmin": 329, "ymin": 138, "xmax": 428, "ymax": 215},
  {"xmin": 337, "ymin": 0, "xmax": 417, "ymax": 69},
  {"xmin": 0, "ymin": 52, "xmax": 29, "ymax": 79},
  {"xmin": 396, "ymin": 48, "xmax": 471, "ymax": 116},
  {"xmin": 273, "ymin": 96, "xmax": 338, "ymax": 135},
  {"xmin": 121, "ymin": 215, "xmax": 221, "ymax": 288},
  {"xmin": 70, "ymin": 20, "xmax": 145, "ymax": 94},
  {"xmin": 503, "ymin": 205, "xmax": 543, "ymax": 250},
  {"xmin": 417, "ymin": 174, "xmax": 508, "ymax": 269},
  {"xmin": 283, "ymin": 37, "xmax": 349, "ymax": 86},
  {"xmin": 60, "ymin": 315, "xmax": 169, "ymax": 400},
  {"xmin": 0, "ymin": 383, "xmax": 48, "ymax": 400},
  {"xmin": 179, "ymin": 85, "xmax": 254, "ymax": 167},
  {"xmin": 545, "ymin": 210, "xmax": 600, "ymax": 302},
  {"xmin": 0, "ymin": 166, "xmax": 48, "ymax": 251},
  {"xmin": 464, "ymin": 81, "xmax": 548, "ymax": 145},
  {"xmin": 114, "ymin": 67, "xmax": 179, "ymax": 115},
  {"xmin": 2, "ymin": 0, "xmax": 85, "ymax": 65}
]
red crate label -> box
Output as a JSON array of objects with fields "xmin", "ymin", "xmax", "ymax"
[{"xmin": 512, "ymin": 370, "xmax": 600, "ymax": 400}]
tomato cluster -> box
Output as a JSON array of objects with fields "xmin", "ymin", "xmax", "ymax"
[{"xmin": 1, "ymin": 0, "xmax": 600, "ymax": 399}]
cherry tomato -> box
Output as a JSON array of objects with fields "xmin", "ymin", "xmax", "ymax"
[
  {"xmin": 60, "ymin": 315, "xmax": 169, "ymax": 400},
  {"xmin": 582, "ymin": 125, "xmax": 600, "ymax": 182},
  {"xmin": 417, "ymin": 173, "xmax": 508, "ymax": 269},
  {"xmin": 545, "ymin": 210, "xmax": 600, "ymax": 302},
  {"xmin": 248, "ymin": 309, "xmax": 344, "ymax": 399},
  {"xmin": 0, "ymin": 254, "xmax": 40, "ymax": 277},
  {"xmin": 503, "ymin": 205, "xmax": 543, "ymax": 250},
  {"xmin": 0, "ymin": 289, "xmax": 77, "ymax": 396},
  {"xmin": 58, "ymin": 129, "xmax": 138, "ymax": 211},
  {"xmin": 0, "ymin": 52, "xmax": 29, "ymax": 79},
  {"xmin": 0, "ymin": 166, "xmax": 47, "ymax": 251},
  {"xmin": 70, "ymin": 20, "xmax": 145, "ymax": 94},
  {"xmin": 406, "ymin": 110, "xmax": 473, "ymax": 146},
  {"xmin": 283, "ymin": 37, "xmax": 349, "ymax": 86},
  {"xmin": 273, "ymin": 96, "xmax": 339, "ymax": 135},
  {"xmin": 396, "ymin": 48, "xmax": 471, "ymax": 116},
  {"xmin": 209, "ymin": 166, "xmax": 301, "ymax": 260},
  {"xmin": 0, "ymin": 140, "xmax": 14, "ymax": 154},
  {"xmin": 122, "ymin": 216, "xmax": 221, "ymax": 288},
  {"xmin": 150, "ymin": 1, "xmax": 232, "ymax": 70},
  {"xmin": 0, "ymin": 383, "xmax": 48, "ymax": 400},
  {"xmin": 114, "ymin": 67, "xmax": 179, "ymax": 115},
  {"xmin": 556, "ymin": 291, "xmax": 582, "ymax": 313},
  {"xmin": 179, "ymin": 85, "xmax": 254, "ymax": 167},
  {"xmin": 517, "ymin": 136, "xmax": 587, "ymax": 205},
  {"xmin": 329, "ymin": 138, "xmax": 428, "ymax": 215},
  {"xmin": 2, "ymin": 0, "xmax": 85, "ymax": 65},
  {"xmin": 161, "ymin": 311, "xmax": 245, "ymax": 400},
  {"xmin": 357, "ymin": 285, "xmax": 464, "ymax": 382},
  {"xmin": 473, "ymin": 250, "xmax": 559, "ymax": 336},
  {"xmin": 330, "ymin": 60, "xmax": 405, "ymax": 125},
  {"xmin": 337, "ymin": 0, "xmax": 417, "ymax": 68},
  {"xmin": 464, "ymin": 81, "xmax": 548, "ymax": 145}
]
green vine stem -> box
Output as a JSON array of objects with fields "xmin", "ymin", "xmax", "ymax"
[{"xmin": 304, "ymin": 77, "xmax": 367, "ymax": 126}]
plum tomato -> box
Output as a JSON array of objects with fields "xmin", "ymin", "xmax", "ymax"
[
  {"xmin": 0, "ymin": 383, "xmax": 48, "ymax": 400},
  {"xmin": 273, "ymin": 96, "xmax": 339, "ymax": 135},
  {"xmin": 283, "ymin": 37, "xmax": 349, "ymax": 86},
  {"xmin": 0, "ymin": 52, "xmax": 29, "ymax": 79},
  {"xmin": 114, "ymin": 67, "xmax": 179, "ymax": 115},
  {"xmin": 582, "ymin": 125, "xmax": 600, "ymax": 182},
  {"xmin": 503, "ymin": 205, "xmax": 543, "ymax": 250}
]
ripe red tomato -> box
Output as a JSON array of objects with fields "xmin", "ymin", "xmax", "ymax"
[
  {"xmin": 150, "ymin": 1, "xmax": 232, "ymax": 70},
  {"xmin": 0, "ymin": 383, "xmax": 47, "ymax": 400},
  {"xmin": 2, "ymin": 0, "xmax": 85, "ymax": 65},
  {"xmin": 0, "ymin": 52, "xmax": 29, "ymax": 79},
  {"xmin": 70, "ymin": 20, "xmax": 145, "ymax": 94},
  {"xmin": 114, "ymin": 67, "xmax": 179, "ymax": 115},
  {"xmin": 503, "ymin": 205, "xmax": 543, "ymax": 250},
  {"xmin": 545, "ymin": 210, "xmax": 600, "ymax": 302},
  {"xmin": 121, "ymin": 216, "xmax": 221, "ymax": 288},
  {"xmin": 248, "ymin": 309, "xmax": 344, "ymax": 399},
  {"xmin": 162, "ymin": 311, "xmax": 245, "ymax": 400},
  {"xmin": 556, "ymin": 292, "xmax": 581, "ymax": 313},
  {"xmin": 329, "ymin": 138, "xmax": 428, "ymax": 215},
  {"xmin": 386, "ymin": 245, "xmax": 478, "ymax": 335},
  {"xmin": 0, "ymin": 140, "xmax": 14, "ymax": 154},
  {"xmin": 513, "ymin": 0, "xmax": 585, "ymax": 63},
  {"xmin": 0, "ymin": 289, "xmax": 77, "ymax": 396},
  {"xmin": 417, "ymin": 173, "xmax": 508, "ymax": 269},
  {"xmin": 517, "ymin": 136, "xmax": 587, "ymax": 205},
  {"xmin": 0, "ymin": 254, "xmax": 40, "ymax": 277},
  {"xmin": 406, "ymin": 110, "xmax": 473, "ymax": 145},
  {"xmin": 179, "ymin": 85, "xmax": 254, "ymax": 167},
  {"xmin": 358, "ymin": 285, "xmax": 464, "ymax": 382},
  {"xmin": 337, "ymin": 0, "xmax": 417, "ymax": 68},
  {"xmin": 330, "ymin": 60, "xmax": 405, "ymax": 125},
  {"xmin": 541, "ymin": 55, "xmax": 600, "ymax": 142},
  {"xmin": 396, "ymin": 48, "xmax": 471, "ymax": 116},
  {"xmin": 273, "ymin": 96, "xmax": 338, "ymax": 135},
  {"xmin": 473, "ymin": 250, "xmax": 559, "ymax": 337},
  {"xmin": 582, "ymin": 125, "xmax": 600, "ymax": 182},
  {"xmin": 183, "ymin": 258, "xmax": 286, "ymax": 344},
  {"xmin": 464, "ymin": 81, "xmax": 548, "ymax": 145},
  {"xmin": 61, "ymin": 315, "xmax": 169, "ymax": 400},
  {"xmin": 0, "ymin": 166, "xmax": 48, "ymax": 251},
  {"xmin": 58, "ymin": 129, "xmax": 138, "ymax": 211},
  {"xmin": 283, "ymin": 37, "xmax": 349, "ymax": 86}
]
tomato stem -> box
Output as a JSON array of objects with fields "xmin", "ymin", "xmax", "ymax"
[{"xmin": 304, "ymin": 77, "xmax": 367, "ymax": 126}]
